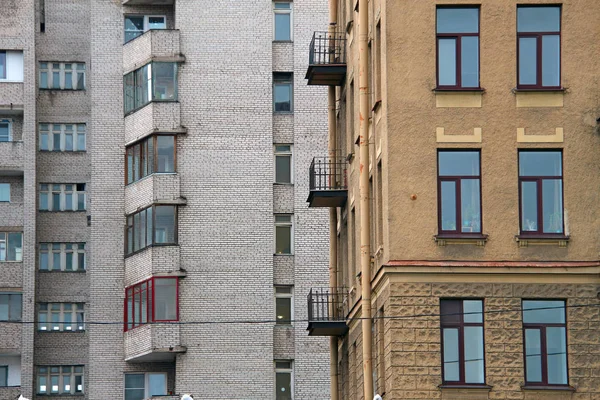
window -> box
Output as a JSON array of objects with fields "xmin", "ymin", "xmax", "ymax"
[
  {"xmin": 519, "ymin": 151, "xmax": 563, "ymax": 235},
  {"xmin": 274, "ymin": 145, "xmax": 292, "ymax": 184},
  {"xmin": 275, "ymin": 360, "xmax": 293, "ymax": 400},
  {"xmin": 126, "ymin": 135, "xmax": 176, "ymax": 185},
  {"xmin": 39, "ymin": 124, "xmax": 86, "ymax": 152},
  {"xmin": 273, "ymin": 72, "xmax": 293, "ymax": 112},
  {"xmin": 436, "ymin": 7, "xmax": 480, "ymax": 89},
  {"xmin": 441, "ymin": 299, "xmax": 485, "ymax": 385},
  {"xmin": 39, "ymin": 184, "xmax": 86, "ymax": 211},
  {"xmin": 0, "ymin": 119, "xmax": 11, "ymax": 142},
  {"xmin": 39, "ymin": 62, "xmax": 85, "ymax": 90},
  {"xmin": 0, "ymin": 293, "xmax": 22, "ymax": 321},
  {"xmin": 125, "ymin": 205, "xmax": 177, "ymax": 255},
  {"xmin": 37, "ymin": 366, "xmax": 84, "ymax": 395},
  {"xmin": 39, "ymin": 243, "xmax": 86, "ymax": 271},
  {"xmin": 0, "ymin": 233, "xmax": 23, "ymax": 262},
  {"xmin": 38, "ymin": 303, "xmax": 85, "ymax": 332},
  {"xmin": 274, "ymin": 214, "xmax": 293, "ymax": 254},
  {"xmin": 273, "ymin": 2, "xmax": 292, "ymax": 41},
  {"xmin": 275, "ymin": 286, "xmax": 293, "ymax": 325},
  {"xmin": 0, "ymin": 51, "xmax": 23, "ymax": 82},
  {"xmin": 124, "ymin": 15, "xmax": 167, "ymax": 43},
  {"xmin": 522, "ymin": 300, "xmax": 568, "ymax": 386},
  {"xmin": 124, "ymin": 62, "xmax": 178, "ymax": 114},
  {"xmin": 0, "ymin": 365, "xmax": 6, "ymax": 387},
  {"xmin": 517, "ymin": 6, "xmax": 561, "ymax": 89},
  {"xmin": 125, "ymin": 277, "xmax": 178, "ymax": 331},
  {"xmin": 438, "ymin": 151, "xmax": 481, "ymax": 234},
  {"xmin": 0, "ymin": 183, "xmax": 9, "ymax": 202},
  {"xmin": 124, "ymin": 373, "xmax": 167, "ymax": 400}
]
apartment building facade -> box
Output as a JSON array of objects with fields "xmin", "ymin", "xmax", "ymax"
[
  {"xmin": 0, "ymin": 0, "xmax": 332, "ymax": 399},
  {"xmin": 305, "ymin": 0, "xmax": 600, "ymax": 399}
]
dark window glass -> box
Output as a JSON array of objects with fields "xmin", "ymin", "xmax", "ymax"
[
  {"xmin": 125, "ymin": 205, "xmax": 177, "ymax": 255},
  {"xmin": 0, "ymin": 51, "xmax": 5, "ymax": 79},
  {"xmin": 522, "ymin": 300, "xmax": 568, "ymax": 386},
  {"xmin": 517, "ymin": 6, "xmax": 561, "ymax": 88},
  {"xmin": 438, "ymin": 151, "xmax": 481, "ymax": 234},
  {"xmin": 274, "ymin": 73, "xmax": 293, "ymax": 112},
  {"xmin": 436, "ymin": 7, "xmax": 479, "ymax": 89},
  {"xmin": 0, "ymin": 293, "xmax": 22, "ymax": 321},
  {"xmin": 124, "ymin": 63, "xmax": 177, "ymax": 114},
  {"xmin": 518, "ymin": 151, "xmax": 563, "ymax": 235},
  {"xmin": 126, "ymin": 135, "xmax": 176, "ymax": 185},
  {"xmin": 441, "ymin": 299, "xmax": 485, "ymax": 385}
]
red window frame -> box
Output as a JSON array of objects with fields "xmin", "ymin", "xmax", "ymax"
[
  {"xmin": 440, "ymin": 299, "xmax": 486, "ymax": 386},
  {"xmin": 516, "ymin": 6, "xmax": 561, "ymax": 89},
  {"xmin": 436, "ymin": 6, "xmax": 481, "ymax": 90},
  {"xmin": 124, "ymin": 277, "xmax": 179, "ymax": 332},
  {"xmin": 518, "ymin": 150, "xmax": 564, "ymax": 236},
  {"xmin": 437, "ymin": 150, "xmax": 482, "ymax": 236},
  {"xmin": 522, "ymin": 300, "xmax": 568, "ymax": 387}
]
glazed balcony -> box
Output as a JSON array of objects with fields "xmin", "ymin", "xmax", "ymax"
[
  {"xmin": 122, "ymin": 0, "xmax": 173, "ymax": 5},
  {"xmin": 123, "ymin": 29, "xmax": 183, "ymax": 74},
  {"xmin": 307, "ymin": 156, "xmax": 347, "ymax": 208},
  {"xmin": 0, "ymin": 141, "xmax": 23, "ymax": 175},
  {"xmin": 307, "ymin": 287, "xmax": 348, "ymax": 337},
  {"xmin": 124, "ymin": 324, "xmax": 186, "ymax": 362},
  {"xmin": 305, "ymin": 32, "xmax": 347, "ymax": 86}
]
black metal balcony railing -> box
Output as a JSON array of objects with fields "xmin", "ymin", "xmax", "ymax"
[
  {"xmin": 309, "ymin": 156, "xmax": 347, "ymax": 191},
  {"xmin": 309, "ymin": 32, "xmax": 347, "ymax": 66},
  {"xmin": 308, "ymin": 287, "xmax": 347, "ymax": 322}
]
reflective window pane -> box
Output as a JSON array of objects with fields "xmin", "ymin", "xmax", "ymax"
[
  {"xmin": 521, "ymin": 181, "xmax": 538, "ymax": 232},
  {"xmin": 440, "ymin": 181, "xmax": 456, "ymax": 231},
  {"xmin": 439, "ymin": 152, "xmax": 480, "ymax": 176},
  {"xmin": 519, "ymin": 152, "xmax": 562, "ymax": 177},
  {"xmin": 523, "ymin": 300, "xmax": 565, "ymax": 324},
  {"xmin": 518, "ymin": 7, "xmax": 560, "ymax": 33},
  {"xmin": 461, "ymin": 36, "xmax": 479, "ymax": 88},
  {"xmin": 276, "ymin": 297, "xmax": 291, "ymax": 324},
  {"xmin": 443, "ymin": 328, "xmax": 459, "ymax": 381},
  {"xmin": 542, "ymin": 179, "xmax": 563, "ymax": 233},
  {"xmin": 463, "ymin": 300, "xmax": 483, "ymax": 323},
  {"xmin": 525, "ymin": 329, "xmax": 542, "ymax": 382},
  {"xmin": 437, "ymin": 8, "xmax": 479, "ymax": 33},
  {"xmin": 438, "ymin": 38, "xmax": 456, "ymax": 86},
  {"xmin": 148, "ymin": 373, "xmax": 167, "ymax": 396},
  {"xmin": 464, "ymin": 326, "xmax": 484, "ymax": 383},
  {"xmin": 154, "ymin": 279, "xmax": 177, "ymax": 320},
  {"xmin": 542, "ymin": 35, "xmax": 560, "ymax": 87},
  {"xmin": 157, "ymin": 136, "xmax": 175, "ymax": 173},
  {"xmin": 275, "ymin": 13, "xmax": 291, "ymax": 41},
  {"xmin": 519, "ymin": 37, "xmax": 537, "ymax": 85},
  {"xmin": 275, "ymin": 225, "xmax": 292, "ymax": 254},
  {"xmin": 461, "ymin": 179, "xmax": 481, "ymax": 233},
  {"xmin": 547, "ymin": 327, "xmax": 568, "ymax": 385},
  {"xmin": 274, "ymin": 83, "xmax": 292, "ymax": 112},
  {"xmin": 154, "ymin": 205, "xmax": 176, "ymax": 243}
]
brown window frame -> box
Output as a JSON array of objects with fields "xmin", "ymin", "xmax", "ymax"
[
  {"xmin": 522, "ymin": 300, "xmax": 569, "ymax": 387},
  {"xmin": 125, "ymin": 134, "xmax": 177, "ymax": 185},
  {"xmin": 518, "ymin": 150, "xmax": 564, "ymax": 236},
  {"xmin": 440, "ymin": 299, "xmax": 486, "ymax": 386},
  {"xmin": 436, "ymin": 6, "xmax": 481, "ymax": 90},
  {"xmin": 437, "ymin": 150, "xmax": 482, "ymax": 236},
  {"xmin": 516, "ymin": 5, "xmax": 562, "ymax": 90},
  {"xmin": 125, "ymin": 204, "xmax": 178, "ymax": 256}
]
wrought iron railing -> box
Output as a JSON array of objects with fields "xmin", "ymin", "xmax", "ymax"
[
  {"xmin": 309, "ymin": 31, "xmax": 347, "ymax": 66},
  {"xmin": 307, "ymin": 287, "xmax": 347, "ymax": 322},
  {"xmin": 309, "ymin": 156, "xmax": 347, "ymax": 191}
]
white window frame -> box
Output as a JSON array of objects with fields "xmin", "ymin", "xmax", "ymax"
[
  {"xmin": 274, "ymin": 286, "xmax": 293, "ymax": 325},
  {"xmin": 274, "ymin": 214, "xmax": 294, "ymax": 255},
  {"xmin": 124, "ymin": 15, "xmax": 167, "ymax": 43},
  {"xmin": 124, "ymin": 372, "xmax": 168, "ymax": 399},
  {"xmin": 274, "ymin": 360, "xmax": 294, "ymax": 400},
  {"xmin": 39, "ymin": 124, "xmax": 86, "ymax": 152},
  {"xmin": 39, "ymin": 243, "xmax": 86, "ymax": 271},
  {"xmin": 0, "ymin": 119, "xmax": 12, "ymax": 142},
  {"xmin": 38, "ymin": 303, "xmax": 85, "ymax": 332},
  {"xmin": 0, "ymin": 232, "xmax": 23, "ymax": 262},
  {"xmin": 274, "ymin": 144, "xmax": 293, "ymax": 184},
  {"xmin": 39, "ymin": 183, "xmax": 86, "ymax": 211},
  {"xmin": 273, "ymin": 72, "xmax": 293, "ymax": 113},
  {"xmin": 273, "ymin": 2, "xmax": 293, "ymax": 41},
  {"xmin": 37, "ymin": 366, "xmax": 84, "ymax": 395},
  {"xmin": 0, "ymin": 51, "xmax": 24, "ymax": 82},
  {"xmin": 39, "ymin": 62, "xmax": 86, "ymax": 90},
  {"xmin": 0, "ymin": 183, "xmax": 9, "ymax": 202}
]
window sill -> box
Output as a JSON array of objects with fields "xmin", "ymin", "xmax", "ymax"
[
  {"xmin": 273, "ymin": 40, "xmax": 294, "ymax": 43},
  {"xmin": 434, "ymin": 234, "xmax": 488, "ymax": 247},
  {"xmin": 37, "ymin": 330, "xmax": 86, "ymax": 333},
  {"xmin": 512, "ymin": 87, "xmax": 566, "ymax": 93},
  {"xmin": 39, "ymin": 270, "xmax": 86, "ymax": 273},
  {"xmin": 39, "ymin": 88, "xmax": 86, "ymax": 92},
  {"xmin": 515, "ymin": 235, "xmax": 569, "ymax": 248},
  {"xmin": 433, "ymin": 88, "xmax": 485, "ymax": 93},
  {"xmin": 39, "ymin": 210, "xmax": 86, "ymax": 213},
  {"xmin": 274, "ymin": 253, "xmax": 294, "ymax": 256},
  {"xmin": 126, "ymin": 172, "xmax": 178, "ymax": 187},
  {"xmin": 439, "ymin": 385, "xmax": 492, "ymax": 390},
  {"xmin": 124, "ymin": 100, "xmax": 179, "ymax": 118},
  {"xmin": 273, "ymin": 111, "xmax": 294, "ymax": 115},
  {"xmin": 521, "ymin": 385, "xmax": 575, "ymax": 392},
  {"xmin": 0, "ymin": 260, "xmax": 22, "ymax": 263},
  {"xmin": 273, "ymin": 182, "xmax": 294, "ymax": 186}
]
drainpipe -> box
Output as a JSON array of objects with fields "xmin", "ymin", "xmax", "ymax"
[
  {"xmin": 327, "ymin": 1, "xmax": 339, "ymax": 400},
  {"xmin": 358, "ymin": 0, "xmax": 374, "ymax": 396}
]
